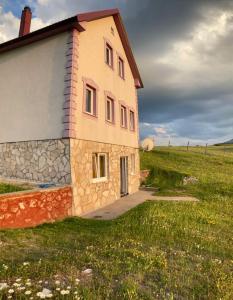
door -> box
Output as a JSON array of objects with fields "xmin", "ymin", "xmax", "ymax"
[{"xmin": 120, "ymin": 156, "xmax": 128, "ymax": 196}]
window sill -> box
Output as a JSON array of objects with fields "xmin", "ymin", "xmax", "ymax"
[
  {"xmin": 105, "ymin": 62, "xmax": 114, "ymax": 71},
  {"xmin": 92, "ymin": 177, "xmax": 108, "ymax": 183},
  {"xmin": 83, "ymin": 111, "xmax": 98, "ymax": 119},
  {"xmin": 106, "ymin": 119, "xmax": 115, "ymax": 126},
  {"xmin": 120, "ymin": 125, "xmax": 128, "ymax": 130}
]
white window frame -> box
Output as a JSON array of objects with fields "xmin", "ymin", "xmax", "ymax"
[
  {"xmin": 118, "ymin": 57, "xmax": 125, "ymax": 79},
  {"xmin": 106, "ymin": 97, "xmax": 114, "ymax": 123},
  {"xmin": 92, "ymin": 153, "xmax": 108, "ymax": 183},
  {"xmin": 129, "ymin": 110, "xmax": 135, "ymax": 131},
  {"xmin": 85, "ymin": 85, "xmax": 96, "ymax": 116},
  {"xmin": 106, "ymin": 43, "xmax": 113, "ymax": 68},
  {"xmin": 120, "ymin": 105, "xmax": 127, "ymax": 128}
]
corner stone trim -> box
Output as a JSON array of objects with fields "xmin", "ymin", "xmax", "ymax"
[{"xmin": 63, "ymin": 28, "xmax": 79, "ymax": 138}]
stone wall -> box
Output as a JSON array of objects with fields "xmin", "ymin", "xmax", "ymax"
[
  {"xmin": 0, "ymin": 186, "xmax": 72, "ymax": 229},
  {"xmin": 70, "ymin": 139, "xmax": 140, "ymax": 215},
  {"xmin": 0, "ymin": 139, "xmax": 71, "ymax": 184}
]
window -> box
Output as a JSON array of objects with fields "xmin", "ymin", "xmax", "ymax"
[
  {"xmin": 85, "ymin": 85, "xmax": 96, "ymax": 116},
  {"xmin": 120, "ymin": 105, "xmax": 127, "ymax": 128},
  {"xmin": 131, "ymin": 154, "xmax": 135, "ymax": 174},
  {"xmin": 118, "ymin": 57, "xmax": 125, "ymax": 79},
  {"xmin": 106, "ymin": 97, "xmax": 115, "ymax": 123},
  {"xmin": 129, "ymin": 110, "xmax": 135, "ymax": 131},
  {"xmin": 105, "ymin": 43, "xmax": 113, "ymax": 68},
  {"xmin": 92, "ymin": 153, "xmax": 108, "ymax": 181}
]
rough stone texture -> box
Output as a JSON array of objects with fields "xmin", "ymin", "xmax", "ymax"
[
  {"xmin": 0, "ymin": 139, "xmax": 71, "ymax": 184},
  {"xmin": 70, "ymin": 139, "xmax": 140, "ymax": 215},
  {"xmin": 0, "ymin": 186, "xmax": 72, "ymax": 229},
  {"xmin": 140, "ymin": 169, "xmax": 150, "ymax": 183},
  {"xmin": 183, "ymin": 176, "xmax": 199, "ymax": 185}
]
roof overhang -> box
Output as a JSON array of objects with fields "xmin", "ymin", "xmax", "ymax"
[
  {"xmin": 0, "ymin": 9, "xmax": 143, "ymax": 89},
  {"xmin": 0, "ymin": 16, "xmax": 85, "ymax": 55}
]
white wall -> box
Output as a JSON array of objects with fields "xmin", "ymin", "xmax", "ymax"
[{"xmin": 0, "ymin": 32, "xmax": 68, "ymax": 143}]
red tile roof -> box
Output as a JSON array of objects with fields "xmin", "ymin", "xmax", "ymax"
[{"xmin": 0, "ymin": 9, "xmax": 143, "ymax": 88}]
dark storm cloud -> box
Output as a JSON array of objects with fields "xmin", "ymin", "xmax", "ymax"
[
  {"xmin": 120, "ymin": 0, "xmax": 233, "ymax": 143},
  {"xmin": 125, "ymin": 0, "xmax": 233, "ymax": 54}
]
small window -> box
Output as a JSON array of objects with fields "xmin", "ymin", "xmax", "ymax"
[
  {"xmin": 92, "ymin": 153, "xmax": 108, "ymax": 181},
  {"xmin": 106, "ymin": 43, "xmax": 113, "ymax": 68},
  {"xmin": 118, "ymin": 57, "xmax": 125, "ymax": 79},
  {"xmin": 129, "ymin": 110, "xmax": 135, "ymax": 131},
  {"xmin": 85, "ymin": 85, "xmax": 96, "ymax": 116},
  {"xmin": 120, "ymin": 105, "xmax": 127, "ymax": 128},
  {"xmin": 131, "ymin": 154, "xmax": 136, "ymax": 174},
  {"xmin": 106, "ymin": 97, "xmax": 115, "ymax": 123}
]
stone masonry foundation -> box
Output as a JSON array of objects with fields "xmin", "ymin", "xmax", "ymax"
[
  {"xmin": 0, "ymin": 138, "xmax": 140, "ymax": 219},
  {"xmin": 70, "ymin": 139, "xmax": 140, "ymax": 215},
  {"xmin": 0, "ymin": 139, "xmax": 71, "ymax": 184}
]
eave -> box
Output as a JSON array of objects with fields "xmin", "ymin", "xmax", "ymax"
[{"xmin": 0, "ymin": 9, "xmax": 143, "ymax": 89}]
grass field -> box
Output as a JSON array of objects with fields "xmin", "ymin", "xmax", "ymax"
[
  {"xmin": 0, "ymin": 183, "xmax": 27, "ymax": 195},
  {"xmin": 0, "ymin": 146, "xmax": 233, "ymax": 299}
]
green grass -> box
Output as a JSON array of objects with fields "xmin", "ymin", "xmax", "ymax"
[
  {"xmin": 0, "ymin": 183, "xmax": 27, "ymax": 195},
  {"xmin": 0, "ymin": 146, "xmax": 233, "ymax": 299}
]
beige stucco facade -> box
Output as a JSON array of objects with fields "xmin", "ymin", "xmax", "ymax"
[
  {"xmin": 75, "ymin": 17, "xmax": 139, "ymax": 148},
  {"xmin": 0, "ymin": 32, "xmax": 68, "ymax": 143}
]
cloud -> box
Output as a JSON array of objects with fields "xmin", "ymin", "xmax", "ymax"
[
  {"xmin": 32, "ymin": 0, "xmax": 150, "ymax": 24},
  {"xmin": 136, "ymin": 1, "xmax": 233, "ymax": 144},
  {"xmin": 155, "ymin": 127, "xmax": 167, "ymax": 135},
  {"xmin": 0, "ymin": 3, "xmax": 49, "ymax": 43},
  {"xmin": 0, "ymin": 0, "xmax": 233, "ymax": 145},
  {"xmin": 0, "ymin": 6, "xmax": 19, "ymax": 43}
]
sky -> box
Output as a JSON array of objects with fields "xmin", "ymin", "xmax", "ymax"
[{"xmin": 0, "ymin": 0, "xmax": 233, "ymax": 146}]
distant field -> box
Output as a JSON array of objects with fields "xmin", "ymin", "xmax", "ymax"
[{"xmin": 0, "ymin": 146, "xmax": 233, "ymax": 299}]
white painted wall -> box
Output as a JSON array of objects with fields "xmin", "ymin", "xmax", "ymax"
[{"xmin": 0, "ymin": 32, "xmax": 68, "ymax": 143}]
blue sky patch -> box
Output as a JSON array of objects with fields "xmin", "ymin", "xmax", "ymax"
[{"xmin": 0, "ymin": 0, "xmax": 35, "ymax": 18}]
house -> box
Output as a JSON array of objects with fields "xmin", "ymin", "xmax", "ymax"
[{"xmin": 0, "ymin": 7, "xmax": 143, "ymax": 215}]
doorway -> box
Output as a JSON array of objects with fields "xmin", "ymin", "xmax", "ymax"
[{"xmin": 120, "ymin": 156, "xmax": 128, "ymax": 196}]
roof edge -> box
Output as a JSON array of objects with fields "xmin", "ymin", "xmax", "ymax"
[
  {"xmin": 0, "ymin": 8, "xmax": 143, "ymax": 89},
  {"xmin": 77, "ymin": 9, "xmax": 143, "ymax": 88},
  {"xmin": 0, "ymin": 16, "xmax": 85, "ymax": 55},
  {"xmin": 77, "ymin": 8, "xmax": 119, "ymax": 22}
]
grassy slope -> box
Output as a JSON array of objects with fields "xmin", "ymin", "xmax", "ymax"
[
  {"xmin": 0, "ymin": 146, "xmax": 233, "ymax": 299},
  {"xmin": 0, "ymin": 183, "xmax": 27, "ymax": 195}
]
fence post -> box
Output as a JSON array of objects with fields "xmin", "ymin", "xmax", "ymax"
[{"xmin": 205, "ymin": 143, "xmax": 208, "ymax": 155}]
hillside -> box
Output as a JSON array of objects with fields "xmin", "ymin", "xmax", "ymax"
[
  {"xmin": 224, "ymin": 139, "xmax": 233, "ymax": 144},
  {"xmin": 0, "ymin": 146, "xmax": 233, "ymax": 299},
  {"xmin": 215, "ymin": 138, "xmax": 233, "ymax": 145}
]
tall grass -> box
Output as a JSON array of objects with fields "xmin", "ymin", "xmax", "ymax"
[{"xmin": 0, "ymin": 146, "xmax": 233, "ymax": 299}]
